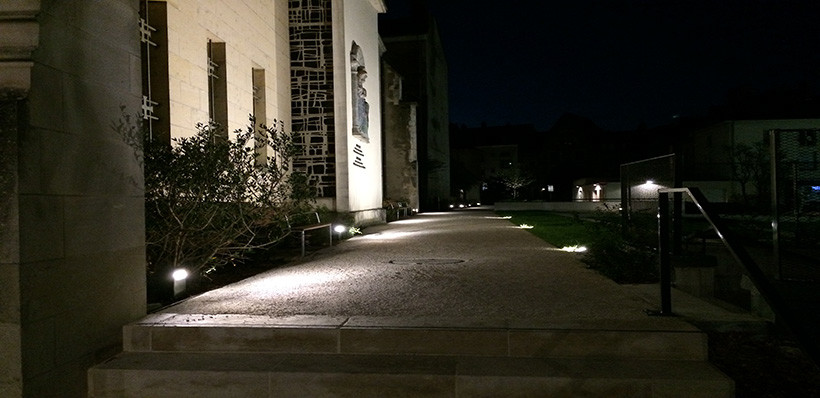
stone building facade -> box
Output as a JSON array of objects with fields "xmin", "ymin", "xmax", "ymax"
[
  {"xmin": 381, "ymin": 61, "xmax": 420, "ymax": 210},
  {"xmin": 380, "ymin": 12, "xmax": 450, "ymax": 211},
  {"xmin": 290, "ymin": 0, "xmax": 387, "ymax": 225},
  {"xmin": 1, "ymin": 1, "xmax": 145, "ymax": 396},
  {"xmin": 140, "ymin": 0, "xmax": 291, "ymax": 144},
  {"xmin": 0, "ymin": 0, "xmax": 401, "ymax": 395}
]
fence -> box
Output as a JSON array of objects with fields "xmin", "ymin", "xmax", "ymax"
[
  {"xmin": 620, "ymin": 154, "xmax": 677, "ymax": 219},
  {"xmin": 621, "ymin": 130, "xmax": 820, "ymax": 339},
  {"xmin": 771, "ymin": 129, "xmax": 820, "ymax": 281}
]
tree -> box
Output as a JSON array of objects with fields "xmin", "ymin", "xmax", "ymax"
[
  {"xmin": 496, "ymin": 168, "xmax": 535, "ymax": 199},
  {"xmin": 731, "ymin": 141, "xmax": 769, "ymax": 208}
]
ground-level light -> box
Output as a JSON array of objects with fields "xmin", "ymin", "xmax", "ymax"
[
  {"xmin": 560, "ymin": 245, "xmax": 588, "ymax": 253},
  {"xmin": 172, "ymin": 268, "xmax": 188, "ymax": 297},
  {"xmin": 334, "ymin": 224, "xmax": 346, "ymax": 240}
]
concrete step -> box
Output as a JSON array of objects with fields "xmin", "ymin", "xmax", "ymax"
[
  {"xmin": 123, "ymin": 313, "xmax": 708, "ymax": 361},
  {"xmin": 88, "ymin": 351, "xmax": 733, "ymax": 398}
]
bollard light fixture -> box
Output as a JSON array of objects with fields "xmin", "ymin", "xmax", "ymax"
[
  {"xmin": 334, "ymin": 224, "xmax": 346, "ymax": 240},
  {"xmin": 172, "ymin": 268, "xmax": 189, "ymax": 298},
  {"xmin": 172, "ymin": 268, "xmax": 189, "ymax": 281}
]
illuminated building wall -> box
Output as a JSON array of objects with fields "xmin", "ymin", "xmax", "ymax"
[
  {"xmin": 289, "ymin": 0, "xmax": 337, "ymax": 198},
  {"xmin": 290, "ymin": 0, "xmax": 386, "ymax": 224},
  {"xmin": 141, "ymin": 0, "xmax": 291, "ymax": 143}
]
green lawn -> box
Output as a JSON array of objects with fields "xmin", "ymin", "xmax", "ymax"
[
  {"xmin": 497, "ymin": 210, "xmax": 659, "ymax": 284},
  {"xmin": 495, "ymin": 211, "xmax": 595, "ymax": 249}
]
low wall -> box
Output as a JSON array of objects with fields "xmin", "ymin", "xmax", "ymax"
[
  {"xmin": 494, "ymin": 201, "xmax": 620, "ymax": 212},
  {"xmin": 352, "ymin": 208, "xmax": 387, "ymax": 226}
]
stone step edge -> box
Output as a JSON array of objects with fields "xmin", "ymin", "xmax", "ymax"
[
  {"xmin": 88, "ymin": 352, "xmax": 733, "ymax": 398},
  {"xmin": 91, "ymin": 351, "xmax": 732, "ymax": 380},
  {"xmin": 138, "ymin": 313, "xmax": 703, "ymax": 332},
  {"xmin": 124, "ymin": 317, "xmax": 708, "ymax": 361}
]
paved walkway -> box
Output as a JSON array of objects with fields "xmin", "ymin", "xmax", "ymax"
[
  {"xmin": 93, "ymin": 208, "xmax": 742, "ymax": 397},
  {"xmin": 162, "ymin": 207, "xmax": 669, "ymax": 326}
]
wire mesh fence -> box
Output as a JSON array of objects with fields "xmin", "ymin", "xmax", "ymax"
[
  {"xmin": 771, "ymin": 129, "xmax": 820, "ymax": 281},
  {"xmin": 620, "ymin": 154, "xmax": 676, "ymax": 218}
]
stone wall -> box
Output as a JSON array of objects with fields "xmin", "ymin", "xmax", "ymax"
[
  {"xmin": 0, "ymin": 1, "xmax": 146, "ymax": 396},
  {"xmin": 290, "ymin": 0, "xmax": 338, "ymax": 198},
  {"xmin": 338, "ymin": 0, "xmax": 385, "ymax": 220},
  {"xmin": 0, "ymin": 96, "xmax": 23, "ymax": 398},
  {"xmin": 152, "ymin": 0, "xmax": 290, "ymax": 139},
  {"xmin": 381, "ymin": 16, "xmax": 450, "ymax": 211},
  {"xmin": 381, "ymin": 62, "xmax": 419, "ymax": 210}
]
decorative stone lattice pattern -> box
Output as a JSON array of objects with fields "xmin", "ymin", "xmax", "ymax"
[{"xmin": 289, "ymin": 0, "xmax": 336, "ymax": 198}]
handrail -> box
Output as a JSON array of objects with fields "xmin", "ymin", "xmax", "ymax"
[{"xmin": 657, "ymin": 187, "xmax": 819, "ymax": 362}]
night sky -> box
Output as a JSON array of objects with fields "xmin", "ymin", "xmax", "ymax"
[{"xmin": 382, "ymin": 0, "xmax": 820, "ymax": 132}]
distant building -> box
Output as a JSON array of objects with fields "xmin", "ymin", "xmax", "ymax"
[
  {"xmin": 450, "ymin": 124, "xmax": 536, "ymax": 204},
  {"xmin": 573, "ymin": 179, "xmax": 621, "ymax": 203},
  {"xmin": 380, "ymin": 12, "xmax": 450, "ymax": 211},
  {"xmin": 450, "ymin": 114, "xmax": 678, "ymax": 204},
  {"xmin": 679, "ymin": 119, "xmax": 820, "ymax": 204},
  {"xmin": 381, "ymin": 61, "xmax": 420, "ymax": 210}
]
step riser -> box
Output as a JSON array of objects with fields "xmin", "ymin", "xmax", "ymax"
[
  {"xmin": 88, "ymin": 368, "xmax": 732, "ymax": 398},
  {"xmin": 125, "ymin": 325, "xmax": 707, "ymax": 361}
]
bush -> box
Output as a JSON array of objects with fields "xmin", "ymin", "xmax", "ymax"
[
  {"xmin": 582, "ymin": 211, "xmax": 659, "ymax": 284},
  {"xmin": 117, "ymin": 113, "xmax": 316, "ymax": 283}
]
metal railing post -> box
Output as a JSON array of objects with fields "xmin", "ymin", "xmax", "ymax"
[
  {"xmin": 672, "ymin": 154, "xmax": 683, "ymax": 255},
  {"xmin": 672, "ymin": 191, "xmax": 683, "ymax": 255},
  {"xmin": 658, "ymin": 191, "xmax": 673, "ymax": 315},
  {"xmin": 655, "ymin": 186, "xmax": 820, "ymax": 363}
]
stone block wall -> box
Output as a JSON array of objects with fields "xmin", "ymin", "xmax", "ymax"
[
  {"xmin": 0, "ymin": 96, "xmax": 23, "ymax": 398},
  {"xmin": 381, "ymin": 16, "xmax": 450, "ymax": 211},
  {"xmin": 1, "ymin": 1, "xmax": 147, "ymax": 396},
  {"xmin": 381, "ymin": 62, "xmax": 419, "ymax": 210},
  {"xmin": 160, "ymin": 0, "xmax": 291, "ymax": 139}
]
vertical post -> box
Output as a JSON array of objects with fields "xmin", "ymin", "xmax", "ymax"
[
  {"xmin": 620, "ymin": 164, "xmax": 629, "ymax": 236},
  {"xmin": 769, "ymin": 129, "xmax": 781, "ymax": 279},
  {"xmin": 672, "ymin": 155, "xmax": 683, "ymax": 255},
  {"xmin": 658, "ymin": 191, "xmax": 672, "ymax": 315},
  {"xmin": 301, "ymin": 230, "xmax": 306, "ymax": 257},
  {"xmin": 672, "ymin": 191, "xmax": 683, "ymax": 255}
]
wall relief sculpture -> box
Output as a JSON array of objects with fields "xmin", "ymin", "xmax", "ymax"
[{"xmin": 351, "ymin": 42, "xmax": 369, "ymax": 141}]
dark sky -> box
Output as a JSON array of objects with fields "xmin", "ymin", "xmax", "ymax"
[{"xmin": 382, "ymin": 0, "xmax": 820, "ymax": 131}]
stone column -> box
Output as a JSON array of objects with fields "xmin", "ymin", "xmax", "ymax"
[
  {"xmin": 1, "ymin": 3, "xmax": 40, "ymax": 396},
  {"xmin": 0, "ymin": 1, "xmax": 147, "ymax": 396}
]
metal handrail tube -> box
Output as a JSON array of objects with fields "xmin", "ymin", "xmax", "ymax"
[{"xmin": 657, "ymin": 187, "xmax": 818, "ymax": 362}]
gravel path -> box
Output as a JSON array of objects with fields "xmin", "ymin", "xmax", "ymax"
[{"xmin": 163, "ymin": 209, "xmax": 652, "ymax": 323}]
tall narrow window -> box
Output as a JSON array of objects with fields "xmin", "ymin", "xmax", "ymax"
[
  {"xmin": 207, "ymin": 40, "xmax": 228, "ymax": 139},
  {"xmin": 140, "ymin": 1, "xmax": 171, "ymax": 144},
  {"xmin": 252, "ymin": 68, "xmax": 267, "ymax": 165}
]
